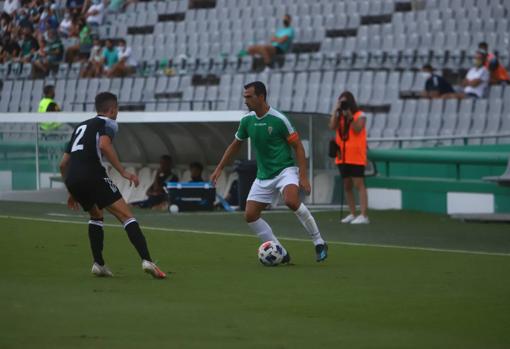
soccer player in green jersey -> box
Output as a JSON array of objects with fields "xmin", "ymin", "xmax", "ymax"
[{"xmin": 211, "ymin": 81, "xmax": 328, "ymax": 263}]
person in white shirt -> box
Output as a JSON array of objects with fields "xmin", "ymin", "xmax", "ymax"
[
  {"xmin": 460, "ymin": 50, "xmax": 490, "ymax": 98},
  {"xmin": 108, "ymin": 38, "xmax": 137, "ymax": 77},
  {"xmin": 3, "ymin": 0, "xmax": 20, "ymax": 15},
  {"xmin": 58, "ymin": 10, "xmax": 73, "ymax": 38},
  {"xmin": 85, "ymin": 0, "xmax": 104, "ymax": 28}
]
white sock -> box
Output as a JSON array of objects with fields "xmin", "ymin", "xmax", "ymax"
[
  {"xmin": 248, "ymin": 218, "xmax": 287, "ymax": 255},
  {"xmin": 294, "ymin": 203, "xmax": 325, "ymax": 246}
]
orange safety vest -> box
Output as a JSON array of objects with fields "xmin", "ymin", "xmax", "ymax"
[
  {"xmin": 486, "ymin": 53, "xmax": 510, "ymax": 82},
  {"xmin": 335, "ymin": 110, "xmax": 367, "ymax": 166}
]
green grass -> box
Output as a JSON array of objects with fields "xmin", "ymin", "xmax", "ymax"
[{"xmin": 1, "ymin": 203, "xmax": 510, "ymax": 348}]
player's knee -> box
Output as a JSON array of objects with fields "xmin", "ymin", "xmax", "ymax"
[
  {"xmin": 284, "ymin": 197, "xmax": 300, "ymax": 211},
  {"xmin": 244, "ymin": 211, "xmax": 259, "ymax": 223}
]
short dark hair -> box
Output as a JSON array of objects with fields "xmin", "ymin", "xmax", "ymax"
[
  {"xmin": 161, "ymin": 155, "xmax": 173, "ymax": 163},
  {"xmin": 244, "ymin": 81, "xmax": 267, "ymax": 101},
  {"xmin": 422, "ymin": 64, "xmax": 433, "ymax": 71},
  {"xmin": 43, "ymin": 85, "xmax": 54, "ymax": 96},
  {"xmin": 95, "ymin": 92, "xmax": 118, "ymax": 113},
  {"xmin": 189, "ymin": 162, "xmax": 203, "ymax": 171},
  {"xmin": 478, "ymin": 41, "xmax": 488, "ymax": 50},
  {"xmin": 119, "ymin": 38, "xmax": 126, "ymax": 45}
]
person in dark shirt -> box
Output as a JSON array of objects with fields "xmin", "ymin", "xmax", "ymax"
[
  {"xmin": 421, "ymin": 64, "xmax": 455, "ymax": 99},
  {"xmin": 59, "ymin": 92, "xmax": 166, "ymax": 279},
  {"xmin": 131, "ymin": 155, "xmax": 179, "ymax": 209},
  {"xmin": 19, "ymin": 26, "xmax": 39, "ymax": 63},
  {"xmin": 189, "ymin": 162, "xmax": 204, "ymax": 182}
]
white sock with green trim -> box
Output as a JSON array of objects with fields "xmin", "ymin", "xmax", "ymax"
[
  {"xmin": 248, "ymin": 218, "xmax": 287, "ymax": 255},
  {"xmin": 294, "ymin": 203, "xmax": 325, "ymax": 246}
]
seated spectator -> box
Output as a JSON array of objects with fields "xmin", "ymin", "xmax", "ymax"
[
  {"xmin": 32, "ymin": 29, "xmax": 64, "ymax": 78},
  {"xmin": 85, "ymin": 0, "xmax": 105, "ymax": 32},
  {"xmin": 0, "ymin": 32, "xmax": 20, "ymax": 63},
  {"xmin": 131, "ymin": 155, "xmax": 179, "ymax": 209},
  {"xmin": 478, "ymin": 42, "xmax": 510, "ymax": 84},
  {"xmin": 107, "ymin": 38, "xmax": 136, "ymax": 77},
  {"xmin": 3, "ymin": 0, "xmax": 20, "ymax": 16},
  {"xmin": 66, "ymin": 0, "xmax": 85, "ymax": 16},
  {"xmin": 247, "ymin": 14, "xmax": 294, "ymax": 70},
  {"xmin": 457, "ymin": 50, "xmax": 490, "ymax": 99},
  {"xmin": 58, "ymin": 10, "xmax": 73, "ymax": 38},
  {"xmin": 188, "ymin": 162, "xmax": 204, "ymax": 182},
  {"xmin": 80, "ymin": 36, "xmax": 103, "ymax": 77},
  {"xmin": 63, "ymin": 16, "xmax": 85, "ymax": 62},
  {"xmin": 19, "ymin": 26, "xmax": 39, "ymax": 64},
  {"xmin": 37, "ymin": 4, "xmax": 59, "ymax": 38},
  {"xmin": 106, "ymin": 0, "xmax": 136, "ymax": 13},
  {"xmin": 102, "ymin": 38, "xmax": 118, "ymax": 74},
  {"xmin": 421, "ymin": 64, "xmax": 455, "ymax": 99}
]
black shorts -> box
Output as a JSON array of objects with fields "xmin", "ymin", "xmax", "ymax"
[
  {"xmin": 65, "ymin": 176, "xmax": 122, "ymax": 211},
  {"xmin": 337, "ymin": 164, "xmax": 365, "ymax": 178},
  {"xmin": 275, "ymin": 46, "xmax": 284, "ymax": 55}
]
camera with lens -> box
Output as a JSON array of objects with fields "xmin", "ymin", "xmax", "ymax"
[{"xmin": 340, "ymin": 100, "xmax": 350, "ymax": 111}]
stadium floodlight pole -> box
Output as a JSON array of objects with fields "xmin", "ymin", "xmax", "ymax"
[{"xmin": 35, "ymin": 123, "xmax": 40, "ymax": 190}]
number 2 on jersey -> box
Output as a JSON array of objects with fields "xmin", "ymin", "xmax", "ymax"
[{"xmin": 71, "ymin": 125, "xmax": 87, "ymax": 152}]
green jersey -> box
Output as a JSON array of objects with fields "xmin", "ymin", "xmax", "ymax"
[{"xmin": 235, "ymin": 107, "xmax": 297, "ymax": 180}]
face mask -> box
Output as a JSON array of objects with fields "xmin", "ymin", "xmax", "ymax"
[{"xmin": 283, "ymin": 19, "xmax": 290, "ymax": 27}]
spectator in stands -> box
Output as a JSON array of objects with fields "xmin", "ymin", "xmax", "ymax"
[
  {"xmin": 80, "ymin": 36, "xmax": 103, "ymax": 77},
  {"xmin": 66, "ymin": 0, "xmax": 85, "ymax": 16},
  {"xmin": 106, "ymin": 0, "xmax": 135, "ymax": 13},
  {"xmin": 58, "ymin": 9, "xmax": 73, "ymax": 38},
  {"xmin": 3, "ymin": 0, "xmax": 20, "ymax": 16},
  {"xmin": 102, "ymin": 38, "xmax": 118, "ymax": 74},
  {"xmin": 37, "ymin": 3, "xmax": 59, "ymax": 38},
  {"xmin": 478, "ymin": 42, "xmax": 510, "ymax": 84},
  {"xmin": 19, "ymin": 26, "xmax": 39, "ymax": 63},
  {"xmin": 458, "ymin": 50, "xmax": 490, "ymax": 99},
  {"xmin": 188, "ymin": 162, "xmax": 204, "ymax": 182},
  {"xmin": 63, "ymin": 16, "xmax": 85, "ymax": 62},
  {"xmin": 32, "ymin": 28, "xmax": 64, "ymax": 78},
  {"xmin": 420, "ymin": 64, "xmax": 455, "ymax": 99},
  {"xmin": 107, "ymin": 38, "xmax": 136, "ymax": 77},
  {"xmin": 0, "ymin": 32, "xmax": 20, "ymax": 63},
  {"xmin": 84, "ymin": 0, "xmax": 105, "ymax": 32},
  {"xmin": 247, "ymin": 14, "xmax": 294, "ymax": 70},
  {"xmin": 329, "ymin": 91, "xmax": 369, "ymax": 224},
  {"xmin": 131, "ymin": 155, "xmax": 179, "ymax": 209}
]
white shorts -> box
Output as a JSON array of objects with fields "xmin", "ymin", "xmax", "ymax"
[{"xmin": 247, "ymin": 166, "xmax": 299, "ymax": 204}]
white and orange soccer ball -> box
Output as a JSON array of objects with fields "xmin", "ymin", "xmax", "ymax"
[{"xmin": 258, "ymin": 241, "xmax": 284, "ymax": 266}]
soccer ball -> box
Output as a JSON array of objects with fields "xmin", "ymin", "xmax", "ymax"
[{"xmin": 258, "ymin": 241, "xmax": 284, "ymax": 266}]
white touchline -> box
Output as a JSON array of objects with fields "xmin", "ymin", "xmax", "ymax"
[{"xmin": 1, "ymin": 214, "xmax": 509, "ymax": 257}]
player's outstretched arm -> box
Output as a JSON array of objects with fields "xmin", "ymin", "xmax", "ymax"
[
  {"xmin": 289, "ymin": 137, "xmax": 311, "ymax": 195},
  {"xmin": 210, "ymin": 138, "xmax": 243, "ymax": 185},
  {"xmin": 99, "ymin": 135, "xmax": 139, "ymax": 187}
]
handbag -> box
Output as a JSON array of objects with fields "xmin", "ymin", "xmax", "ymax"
[{"xmin": 328, "ymin": 139, "xmax": 339, "ymax": 158}]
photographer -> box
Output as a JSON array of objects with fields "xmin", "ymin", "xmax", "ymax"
[{"xmin": 329, "ymin": 91, "xmax": 369, "ymax": 224}]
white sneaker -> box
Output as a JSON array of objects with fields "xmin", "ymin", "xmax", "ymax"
[
  {"xmin": 142, "ymin": 260, "xmax": 166, "ymax": 279},
  {"xmin": 351, "ymin": 215, "xmax": 370, "ymax": 224},
  {"xmin": 341, "ymin": 214, "xmax": 356, "ymax": 223},
  {"xmin": 91, "ymin": 263, "xmax": 113, "ymax": 277}
]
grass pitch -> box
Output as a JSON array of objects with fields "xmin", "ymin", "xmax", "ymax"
[{"xmin": 1, "ymin": 202, "xmax": 510, "ymax": 349}]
